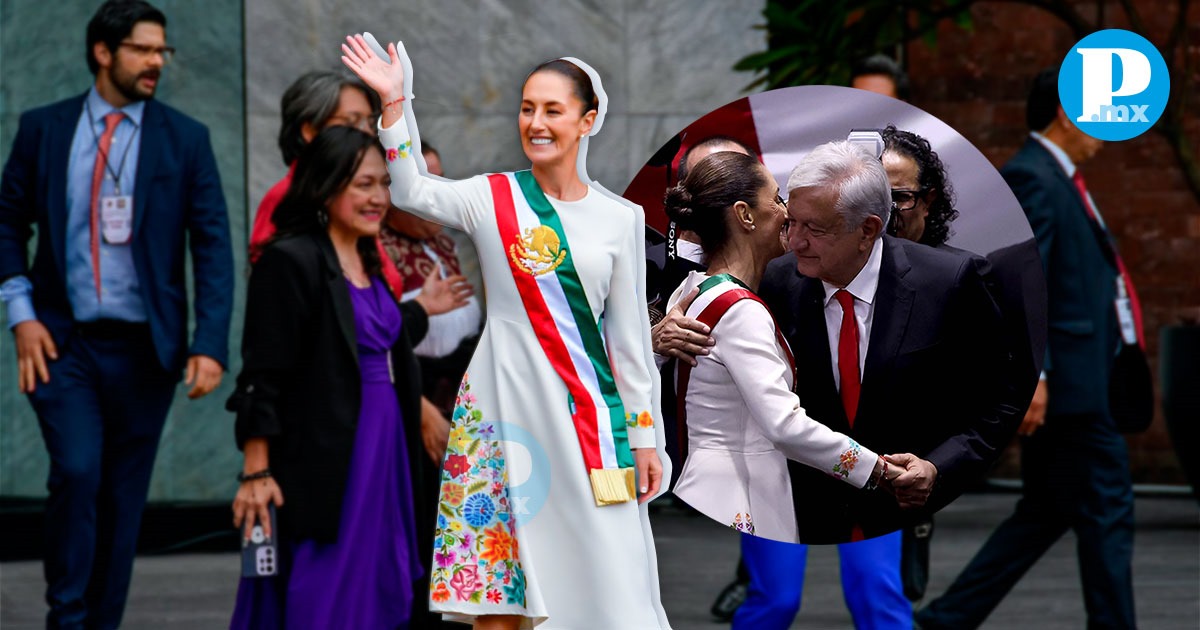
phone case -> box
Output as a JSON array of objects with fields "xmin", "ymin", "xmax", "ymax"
[{"xmin": 241, "ymin": 504, "xmax": 278, "ymax": 578}]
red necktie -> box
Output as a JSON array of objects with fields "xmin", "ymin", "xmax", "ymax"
[
  {"xmin": 1072, "ymin": 171, "xmax": 1145, "ymax": 348},
  {"xmin": 835, "ymin": 289, "xmax": 861, "ymax": 427},
  {"xmin": 90, "ymin": 111, "xmax": 125, "ymax": 300}
]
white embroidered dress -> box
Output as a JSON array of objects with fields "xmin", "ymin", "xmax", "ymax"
[
  {"xmin": 668, "ymin": 272, "xmax": 876, "ymax": 543},
  {"xmin": 379, "ymin": 120, "xmax": 671, "ymax": 629}
]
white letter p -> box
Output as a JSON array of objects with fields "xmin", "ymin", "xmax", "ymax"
[{"xmin": 1076, "ymin": 48, "xmax": 1152, "ymax": 122}]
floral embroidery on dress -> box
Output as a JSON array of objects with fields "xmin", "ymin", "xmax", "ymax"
[
  {"xmin": 832, "ymin": 440, "xmax": 862, "ymax": 479},
  {"xmin": 625, "ymin": 410, "xmax": 654, "ymax": 429},
  {"xmin": 431, "ymin": 375, "xmax": 527, "ymax": 608},
  {"xmin": 731, "ymin": 513, "xmax": 755, "ymax": 535}
]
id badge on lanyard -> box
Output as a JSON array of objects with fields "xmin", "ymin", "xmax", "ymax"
[
  {"xmin": 100, "ymin": 189, "xmax": 134, "ymax": 245},
  {"xmin": 1114, "ymin": 276, "xmax": 1137, "ymax": 345}
]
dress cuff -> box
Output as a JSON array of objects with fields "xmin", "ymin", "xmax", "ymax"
[
  {"xmin": 626, "ymin": 411, "xmax": 656, "ymax": 449},
  {"xmin": 831, "ymin": 440, "xmax": 878, "ymax": 489}
]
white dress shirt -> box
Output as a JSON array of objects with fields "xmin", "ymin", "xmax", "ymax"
[{"xmin": 821, "ymin": 237, "xmax": 883, "ymax": 391}]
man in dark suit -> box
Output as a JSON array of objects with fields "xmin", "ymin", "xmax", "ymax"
[
  {"xmin": 915, "ymin": 68, "xmax": 1135, "ymax": 630},
  {"xmin": 655, "ymin": 141, "xmax": 1018, "ymax": 627},
  {"xmin": 0, "ymin": 1, "xmax": 233, "ymax": 627}
]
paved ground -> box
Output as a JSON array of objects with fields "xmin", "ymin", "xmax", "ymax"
[{"xmin": 2, "ymin": 493, "xmax": 1196, "ymax": 629}]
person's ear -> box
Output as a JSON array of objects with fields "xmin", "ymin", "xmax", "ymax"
[
  {"xmin": 861, "ymin": 214, "xmax": 884, "ymax": 245},
  {"xmin": 732, "ymin": 200, "xmax": 755, "ymax": 231},
  {"xmin": 93, "ymin": 42, "xmax": 113, "ymax": 72},
  {"xmin": 578, "ymin": 109, "xmax": 597, "ymax": 138},
  {"xmin": 301, "ymin": 121, "xmax": 319, "ymax": 144}
]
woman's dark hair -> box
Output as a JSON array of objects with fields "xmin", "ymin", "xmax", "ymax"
[
  {"xmin": 271, "ymin": 126, "xmax": 383, "ymax": 275},
  {"xmin": 663, "ymin": 151, "xmax": 769, "ymax": 257},
  {"xmin": 525, "ymin": 59, "xmax": 598, "ymax": 115},
  {"xmin": 278, "ymin": 71, "xmax": 379, "ymax": 166},
  {"xmin": 881, "ymin": 125, "xmax": 959, "ymax": 247},
  {"xmin": 86, "ymin": 0, "xmax": 167, "ymax": 75}
]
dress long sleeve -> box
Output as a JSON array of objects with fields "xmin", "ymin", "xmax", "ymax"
[
  {"xmin": 715, "ymin": 300, "xmax": 877, "ymax": 488},
  {"xmin": 378, "ymin": 117, "xmax": 491, "ymax": 234},
  {"xmin": 603, "ymin": 205, "xmax": 658, "ymax": 450}
]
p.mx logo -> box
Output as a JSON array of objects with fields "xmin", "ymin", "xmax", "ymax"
[{"xmin": 1059, "ymin": 29, "xmax": 1170, "ymax": 141}]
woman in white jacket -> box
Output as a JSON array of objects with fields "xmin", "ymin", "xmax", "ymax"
[{"xmin": 662, "ymin": 150, "xmax": 898, "ymax": 543}]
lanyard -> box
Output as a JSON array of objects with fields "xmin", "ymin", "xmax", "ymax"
[{"xmin": 84, "ymin": 99, "xmax": 139, "ymax": 196}]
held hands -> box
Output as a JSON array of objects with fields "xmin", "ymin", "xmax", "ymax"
[
  {"xmin": 341, "ymin": 34, "xmax": 405, "ymax": 104},
  {"xmin": 232, "ymin": 476, "xmax": 284, "ymax": 541},
  {"xmin": 413, "ymin": 267, "xmax": 474, "ymax": 316},
  {"xmin": 881, "ymin": 453, "xmax": 938, "ymax": 509},
  {"xmin": 13, "ymin": 319, "xmax": 57, "ymax": 393},
  {"xmin": 185, "ymin": 354, "xmax": 223, "ymax": 399},
  {"xmin": 650, "ymin": 288, "xmax": 713, "ymax": 367},
  {"xmin": 633, "ymin": 448, "xmax": 663, "ymax": 504}
]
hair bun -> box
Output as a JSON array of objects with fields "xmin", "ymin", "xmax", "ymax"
[{"xmin": 663, "ymin": 185, "xmax": 695, "ymax": 227}]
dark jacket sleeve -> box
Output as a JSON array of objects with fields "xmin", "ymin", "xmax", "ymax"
[
  {"xmin": 923, "ymin": 254, "xmax": 1023, "ymax": 510},
  {"xmin": 184, "ymin": 124, "xmax": 235, "ymax": 368},
  {"xmin": 0, "ymin": 111, "xmax": 39, "ymax": 282},
  {"xmin": 399, "ymin": 299, "xmax": 429, "ymax": 347},
  {"xmin": 228, "ymin": 245, "xmax": 312, "ymax": 448}
]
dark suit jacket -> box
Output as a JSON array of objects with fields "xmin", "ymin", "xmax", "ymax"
[
  {"xmin": 1002, "ymin": 139, "xmax": 1119, "ymax": 418},
  {"xmin": 0, "ymin": 93, "xmax": 233, "ymax": 372},
  {"xmin": 228, "ymin": 231, "xmax": 429, "ymax": 543},
  {"xmin": 761, "ymin": 236, "xmax": 1020, "ymax": 543}
]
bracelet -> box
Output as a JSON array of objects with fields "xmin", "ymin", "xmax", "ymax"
[
  {"xmin": 865, "ymin": 459, "xmax": 888, "ymax": 491},
  {"xmin": 383, "ymin": 95, "xmax": 407, "ymax": 110},
  {"xmin": 237, "ymin": 468, "xmax": 272, "ymax": 483}
]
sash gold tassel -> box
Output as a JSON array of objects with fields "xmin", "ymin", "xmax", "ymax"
[{"xmin": 589, "ymin": 467, "xmax": 637, "ymax": 506}]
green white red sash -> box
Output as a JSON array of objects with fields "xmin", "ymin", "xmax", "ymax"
[
  {"xmin": 488, "ymin": 171, "xmax": 636, "ymax": 506},
  {"xmin": 675, "ymin": 274, "xmax": 795, "ymax": 458}
]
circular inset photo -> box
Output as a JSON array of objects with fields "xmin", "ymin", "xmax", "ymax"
[{"xmin": 630, "ymin": 85, "xmax": 1045, "ymax": 545}]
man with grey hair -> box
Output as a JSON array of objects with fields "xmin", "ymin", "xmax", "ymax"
[
  {"xmin": 657, "ymin": 139, "xmax": 1017, "ymax": 627},
  {"xmin": 248, "ymin": 70, "xmax": 379, "ymax": 262}
]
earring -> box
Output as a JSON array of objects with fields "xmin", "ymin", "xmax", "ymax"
[
  {"xmin": 317, "ymin": 209, "xmax": 329, "ymax": 227},
  {"xmin": 749, "ymin": 224, "xmax": 757, "ymax": 231}
]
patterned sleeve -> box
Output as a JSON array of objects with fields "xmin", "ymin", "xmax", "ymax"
[
  {"xmin": 377, "ymin": 117, "xmax": 491, "ymax": 234},
  {"xmin": 604, "ymin": 204, "xmax": 658, "ymax": 450},
  {"xmin": 716, "ymin": 300, "xmax": 877, "ymax": 488}
]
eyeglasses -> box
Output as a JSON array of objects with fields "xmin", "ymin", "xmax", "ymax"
[
  {"xmin": 326, "ymin": 113, "xmax": 378, "ymax": 134},
  {"xmin": 118, "ymin": 42, "xmax": 176, "ymax": 63},
  {"xmin": 891, "ymin": 189, "xmax": 926, "ymax": 212}
]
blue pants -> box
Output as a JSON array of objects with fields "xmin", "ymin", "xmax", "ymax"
[
  {"xmin": 28, "ymin": 326, "xmax": 177, "ymax": 630},
  {"xmin": 734, "ymin": 530, "xmax": 910, "ymax": 630}
]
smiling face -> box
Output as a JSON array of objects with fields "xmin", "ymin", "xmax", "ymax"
[
  {"xmin": 327, "ymin": 148, "xmax": 390, "ymax": 240},
  {"xmin": 518, "ymin": 71, "xmax": 596, "ymax": 170},
  {"xmin": 748, "ymin": 163, "xmax": 788, "ymax": 257},
  {"xmin": 784, "ymin": 184, "xmax": 880, "ymax": 287},
  {"xmin": 883, "ymin": 150, "xmax": 931, "ymax": 243}
]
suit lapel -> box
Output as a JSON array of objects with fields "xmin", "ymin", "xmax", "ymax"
[
  {"xmin": 317, "ymin": 233, "xmax": 360, "ymax": 364},
  {"xmin": 132, "ymin": 100, "xmax": 162, "ymax": 238},
  {"xmin": 858, "ymin": 237, "xmax": 914, "ymax": 426},
  {"xmin": 794, "ymin": 273, "xmax": 845, "ymax": 427},
  {"xmin": 47, "ymin": 95, "xmax": 88, "ymax": 277}
]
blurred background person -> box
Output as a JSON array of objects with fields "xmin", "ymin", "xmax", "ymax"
[
  {"xmin": 0, "ymin": 1, "xmax": 233, "ymax": 626},
  {"xmin": 849, "ymin": 54, "xmax": 910, "ymax": 101},
  {"xmin": 916, "ymin": 66, "xmax": 1137, "ymax": 630},
  {"xmin": 248, "ymin": 70, "xmax": 377, "ymax": 263},
  {"xmin": 228, "ymin": 127, "xmax": 439, "ymax": 629},
  {"xmin": 881, "ymin": 125, "xmax": 960, "ymax": 249}
]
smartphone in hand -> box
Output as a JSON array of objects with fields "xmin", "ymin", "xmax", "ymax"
[{"xmin": 241, "ymin": 504, "xmax": 278, "ymax": 578}]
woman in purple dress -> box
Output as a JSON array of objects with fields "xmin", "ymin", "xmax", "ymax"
[{"xmin": 227, "ymin": 127, "xmax": 444, "ymax": 628}]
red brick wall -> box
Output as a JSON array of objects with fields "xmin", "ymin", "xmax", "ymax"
[{"xmin": 905, "ymin": 1, "xmax": 1200, "ymax": 482}]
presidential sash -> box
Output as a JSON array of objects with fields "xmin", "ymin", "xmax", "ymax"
[
  {"xmin": 488, "ymin": 171, "xmax": 636, "ymax": 506},
  {"xmin": 675, "ymin": 274, "xmax": 795, "ymax": 458}
]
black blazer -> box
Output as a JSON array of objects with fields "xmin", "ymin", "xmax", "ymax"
[
  {"xmin": 0, "ymin": 93, "xmax": 233, "ymax": 371},
  {"xmin": 1003, "ymin": 139, "xmax": 1119, "ymax": 418},
  {"xmin": 761, "ymin": 236, "xmax": 1021, "ymax": 543},
  {"xmin": 228, "ymin": 231, "xmax": 428, "ymax": 542}
]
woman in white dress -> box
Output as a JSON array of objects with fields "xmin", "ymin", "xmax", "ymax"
[
  {"xmin": 342, "ymin": 35, "xmax": 671, "ymax": 629},
  {"xmin": 662, "ymin": 151, "xmax": 894, "ymax": 543}
]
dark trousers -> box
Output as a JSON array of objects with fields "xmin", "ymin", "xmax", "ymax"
[
  {"xmin": 28, "ymin": 324, "xmax": 177, "ymax": 630},
  {"xmin": 916, "ymin": 413, "xmax": 1136, "ymax": 629}
]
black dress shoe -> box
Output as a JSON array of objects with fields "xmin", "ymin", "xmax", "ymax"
[{"xmin": 710, "ymin": 578, "xmax": 749, "ymax": 622}]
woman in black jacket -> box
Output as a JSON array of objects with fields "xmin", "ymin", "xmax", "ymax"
[{"xmin": 227, "ymin": 126, "xmax": 439, "ymax": 629}]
